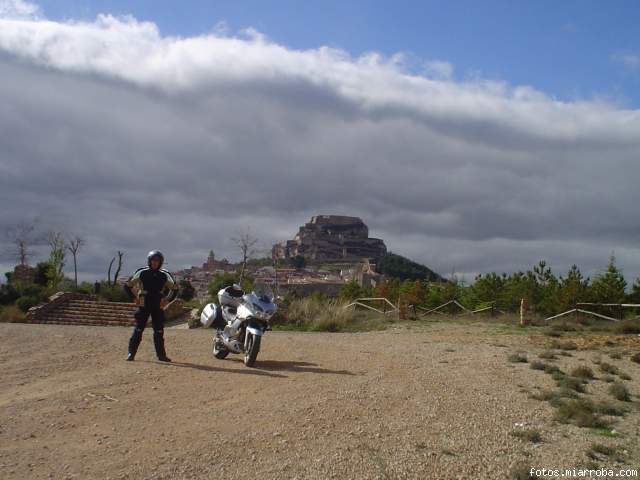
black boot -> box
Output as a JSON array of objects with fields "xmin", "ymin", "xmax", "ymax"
[
  {"xmin": 153, "ymin": 330, "xmax": 171, "ymax": 362},
  {"xmin": 127, "ymin": 328, "xmax": 143, "ymax": 361}
]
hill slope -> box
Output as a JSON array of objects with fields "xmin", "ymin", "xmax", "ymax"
[{"xmin": 376, "ymin": 252, "xmax": 442, "ymax": 281}]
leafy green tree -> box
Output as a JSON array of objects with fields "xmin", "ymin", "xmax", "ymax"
[
  {"xmin": 399, "ymin": 280, "xmax": 427, "ymax": 307},
  {"xmin": 46, "ymin": 231, "xmax": 66, "ymax": 289},
  {"xmin": 178, "ymin": 279, "xmax": 196, "ymax": 301},
  {"xmin": 339, "ymin": 280, "xmax": 364, "ymax": 302},
  {"xmin": 33, "ymin": 262, "xmax": 51, "ymax": 286},
  {"xmin": 0, "ymin": 283, "xmax": 20, "ymax": 305},
  {"xmin": 468, "ymin": 272, "xmax": 506, "ymax": 308},
  {"xmin": 208, "ymin": 272, "xmax": 253, "ymax": 301},
  {"xmin": 423, "ymin": 280, "xmax": 461, "ymax": 309},
  {"xmin": 591, "ymin": 255, "xmax": 627, "ymax": 304},
  {"xmin": 375, "ymin": 277, "xmax": 401, "ymax": 303}
]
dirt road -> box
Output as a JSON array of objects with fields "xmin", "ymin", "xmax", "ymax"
[{"xmin": 1, "ymin": 322, "xmax": 638, "ymax": 479}]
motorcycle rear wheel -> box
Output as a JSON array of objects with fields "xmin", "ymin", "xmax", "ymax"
[{"xmin": 244, "ymin": 333, "xmax": 261, "ymax": 367}]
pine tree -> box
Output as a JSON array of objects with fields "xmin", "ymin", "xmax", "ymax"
[
  {"xmin": 591, "ymin": 255, "xmax": 627, "ymax": 304},
  {"xmin": 629, "ymin": 277, "xmax": 640, "ymax": 304},
  {"xmin": 557, "ymin": 265, "xmax": 590, "ymax": 312}
]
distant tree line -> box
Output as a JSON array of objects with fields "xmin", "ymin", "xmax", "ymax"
[{"xmin": 339, "ymin": 256, "xmax": 640, "ymax": 318}]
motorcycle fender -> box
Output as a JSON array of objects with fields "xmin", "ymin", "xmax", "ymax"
[{"xmin": 246, "ymin": 326, "xmax": 264, "ymax": 336}]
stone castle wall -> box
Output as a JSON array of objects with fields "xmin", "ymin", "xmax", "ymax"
[{"xmin": 273, "ymin": 215, "xmax": 387, "ymax": 262}]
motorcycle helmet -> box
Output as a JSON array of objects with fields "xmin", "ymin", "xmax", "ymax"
[{"xmin": 147, "ymin": 250, "xmax": 165, "ymax": 268}]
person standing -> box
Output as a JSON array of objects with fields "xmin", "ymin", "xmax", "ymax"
[{"xmin": 124, "ymin": 250, "xmax": 178, "ymax": 362}]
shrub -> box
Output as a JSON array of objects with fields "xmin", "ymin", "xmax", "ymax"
[
  {"xmin": 588, "ymin": 443, "xmax": 618, "ymax": 460},
  {"xmin": 608, "ymin": 351, "xmax": 622, "ymax": 360},
  {"xmin": 631, "ymin": 353, "xmax": 640, "ymax": 364},
  {"xmin": 0, "ymin": 283, "xmax": 20, "ymax": 305},
  {"xmin": 0, "ymin": 305, "xmax": 25, "ymax": 323},
  {"xmin": 511, "ymin": 429, "xmax": 542, "ymax": 443},
  {"xmin": 595, "ymin": 401, "xmax": 626, "ymax": 417},
  {"xmin": 543, "ymin": 364, "xmax": 563, "ymax": 376},
  {"xmin": 508, "ymin": 352, "xmax": 528, "ymax": 363},
  {"xmin": 608, "ymin": 382, "xmax": 631, "ymax": 402},
  {"xmin": 530, "ymin": 361, "xmax": 546, "ymax": 371},
  {"xmin": 570, "ymin": 366, "xmax": 594, "ymax": 380},
  {"xmin": 550, "ymin": 340, "xmax": 578, "ymax": 351},
  {"xmin": 277, "ymin": 297, "xmax": 387, "ymax": 332},
  {"xmin": 530, "ymin": 388, "xmax": 577, "ymax": 405},
  {"xmin": 554, "ymin": 398, "xmax": 609, "ymax": 428},
  {"xmin": 599, "ymin": 363, "xmax": 619, "ymax": 375},
  {"xmin": 557, "ymin": 376, "xmax": 586, "ymax": 393},
  {"xmin": 613, "ymin": 319, "xmax": 640, "ymax": 335},
  {"xmin": 98, "ymin": 284, "xmax": 130, "ymax": 303},
  {"xmin": 509, "ymin": 463, "xmax": 539, "ymax": 480},
  {"xmin": 16, "ymin": 295, "xmax": 40, "ymax": 312},
  {"xmin": 551, "ymin": 321, "xmax": 580, "ymax": 332}
]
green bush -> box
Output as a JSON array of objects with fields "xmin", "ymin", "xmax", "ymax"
[
  {"xmin": 570, "ymin": 366, "xmax": 594, "ymax": 380},
  {"xmin": 554, "ymin": 398, "xmax": 609, "ymax": 428},
  {"xmin": 557, "ymin": 376, "xmax": 586, "ymax": 393},
  {"xmin": 98, "ymin": 284, "xmax": 131, "ymax": 303},
  {"xmin": 0, "ymin": 305, "xmax": 25, "ymax": 322},
  {"xmin": 16, "ymin": 295, "xmax": 40, "ymax": 312},
  {"xmin": 599, "ymin": 362, "xmax": 620, "ymax": 375},
  {"xmin": 614, "ymin": 319, "xmax": 640, "ymax": 335},
  {"xmin": 0, "ymin": 283, "xmax": 20, "ymax": 305}
]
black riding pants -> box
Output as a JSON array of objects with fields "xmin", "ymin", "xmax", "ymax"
[{"xmin": 134, "ymin": 306, "xmax": 166, "ymax": 332}]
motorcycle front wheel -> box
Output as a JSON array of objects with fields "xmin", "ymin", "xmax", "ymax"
[
  {"xmin": 244, "ymin": 333, "xmax": 261, "ymax": 367},
  {"xmin": 213, "ymin": 337, "xmax": 229, "ymax": 359}
]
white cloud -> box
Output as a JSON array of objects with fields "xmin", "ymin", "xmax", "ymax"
[
  {"xmin": 0, "ymin": 11, "xmax": 639, "ymax": 281},
  {"xmin": 612, "ymin": 52, "xmax": 640, "ymax": 71},
  {"xmin": 424, "ymin": 60, "xmax": 453, "ymax": 79},
  {"xmin": 0, "ymin": 0, "xmax": 39, "ymax": 19}
]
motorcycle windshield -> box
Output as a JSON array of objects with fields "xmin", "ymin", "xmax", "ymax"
[{"xmin": 253, "ymin": 281, "xmax": 275, "ymax": 303}]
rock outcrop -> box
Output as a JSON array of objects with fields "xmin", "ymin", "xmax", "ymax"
[{"xmin": 272, "ymin": 215, "xmax": 387, "ymax": 262}]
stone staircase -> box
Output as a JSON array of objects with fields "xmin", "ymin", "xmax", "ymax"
[
  {"xmin": 25, "ymin": 292, "xmax": 188, "ymax": 327},
  {"xmin": 25, "ymin": 293, "xmax": 137, "ymax": 327}
]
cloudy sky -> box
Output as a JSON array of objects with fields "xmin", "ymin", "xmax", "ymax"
[{"xmin": 1, "ymin": 0, "xmax": 639, "ymax": 284}]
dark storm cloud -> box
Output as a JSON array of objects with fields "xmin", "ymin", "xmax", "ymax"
[{"xmin": 0, "ymin": 12, "xmax": 639, "ymax": 282}]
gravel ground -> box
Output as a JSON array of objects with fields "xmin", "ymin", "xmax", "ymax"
[{"xmin": 0, "ymin": 322, "xmax": 638, "ymax": 479}]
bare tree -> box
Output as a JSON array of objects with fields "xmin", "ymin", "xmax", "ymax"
[
  {"xmin": 7, "ymin": 221, "xmax": 36, "ymax": 266},
  {"xmin": 47, "ymin": 231, "xmax": 66, "ymax": 289},
  {"xmin": 114, "ymin": 251, "xmax": 124, "ymax": 285},
  {"xmin": 232, "ymin": 228, "xmax": 258, "ymax": 284},
  {"xmin": 107, "ymin": 251, "xmax": 125, "ymax": 286},
  {"xmin": 66, "ymin": 235, "xmax": 85, "ymax": 288}
]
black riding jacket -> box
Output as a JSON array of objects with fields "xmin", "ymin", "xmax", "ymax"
[{"xmin": 124, "ymin": 267, "xmax": 178, "ymax": 308}]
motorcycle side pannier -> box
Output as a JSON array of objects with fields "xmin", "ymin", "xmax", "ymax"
[{"xmin": 200, "ymin": 303, "xmax": 218, "ymax": 328}]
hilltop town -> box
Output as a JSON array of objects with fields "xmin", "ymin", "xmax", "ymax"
[{"xmin": 172, "ymin": 215, "xmax": 388, "ymax": 299}]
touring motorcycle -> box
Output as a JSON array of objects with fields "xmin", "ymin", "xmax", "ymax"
[{"xmin": 200, "ymin": 281, "xmax": 277, "ymax": 367}]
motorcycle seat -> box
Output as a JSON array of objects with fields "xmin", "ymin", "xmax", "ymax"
[{"xmin": 226, "ymin": 286, "xmax": 244, "ymax": 298}]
